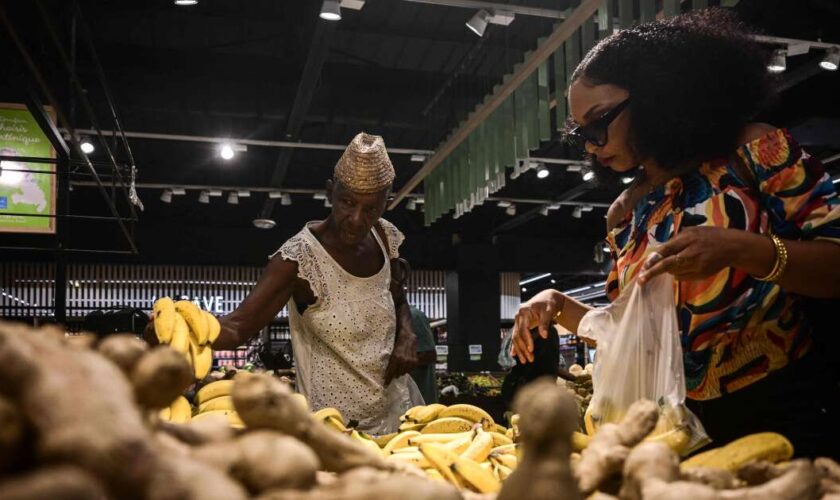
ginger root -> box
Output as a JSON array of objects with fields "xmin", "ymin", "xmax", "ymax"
[
  {"xmin": 193, "ymin": 430, "xmax": 320, "ymax": 493},
  {"xmin": 232, "ymin": 373, "xmax": 390, "ymax": 473},
  {"xmin": 497, "ymin": 377, "xmax": 582, "ymax": 500},
  {"xmin": 131, "ymin": 345, "xmax": 194, "ymax": 409},
  {"xmin": 0, "ymin": 395, "xmax": 26, "ymax": 472},
  {"xmin": 816, "ymin": 457, "xmax": 840, "ymax": 496},
  {"xmin": 97, "ymin": 333, "xmax": 148, "ymax": 374},
  {"xmin": 0, "ymin": 465, "xmax": 107, "ymax": 500},
  {"xmin": 575, "ymin": 399, "xmax": 659, "ymax": 494}
]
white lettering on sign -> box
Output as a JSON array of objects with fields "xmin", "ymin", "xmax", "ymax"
[{"xmin": 468, "ymin": 344, "xmax": 483, "ymax": 355}]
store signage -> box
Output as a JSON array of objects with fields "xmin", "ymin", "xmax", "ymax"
[
  {"xmin": 435, "ymin": 344, "xmax": 448, "ymax": 362},
  {"xmin": 0, "ymin": 103, "xmax": 56, "ymax": 234},
  {"xmin": 152, "ymin": 295, "xmax": 226, "ymax": 315},
  {"xmin": 469, "ymin": 344, "xmax": 482, "ymax": 361}
]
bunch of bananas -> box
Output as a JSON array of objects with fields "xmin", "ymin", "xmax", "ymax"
[
  {"xmin": 152, "ymin": 297, "xmax": 220, "ymax": 380},
  {"xmin": 158, "ymin": 395, "xmax": 192, "ymax": 424},
  {"xmin": 314, "ymin": 402, "xmax": 518, "ymax": 494}
]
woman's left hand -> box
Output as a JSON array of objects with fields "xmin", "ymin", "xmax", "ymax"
[{"xmin": 638, "ymin": 226, "xmax": 737, "ymax": 284}]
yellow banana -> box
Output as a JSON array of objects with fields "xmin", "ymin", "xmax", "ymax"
[
  {"xmin": 490, "ymin": 432, "xmax": 513, "ymax": 447},
  {"xmin": 680, "ymin": 432, "xmax": 793, "ymax": 471},
  {"xmin": 203, "ymin": 310, "xmax": 221, "ymax": 345},
  {"xmin": 169, "ymin": 395, "xmax": 192, "ymax": 424},
  {"xmin": 647, "ymin": 427, "xmax": 691, "ymax": 455},
  {"xmin": 491, "ymin": 444, "xmax": 518, "ymax": 456},
  {"xmin": 425, "ymin": 468, "xmax": 445, "ymax": 482},
  {"xmin": 494, "ymin": 463, "xmax": 513, "ymax": 481},
  {"xmin": 159, "ymin": 406, "xmax": 172, "ymax": 421},
  {"xmin": 198, "ymin": 395, "xmax": 234, "ymax": 414},
  {"xmin": 419, "ymin": 443, "xmax": 463, "ymax": 489},
  {"xmin": 314, "ymin": 407, "xmax": 344, "ymax": 425},
  {"xmin": 493, "ymin": 423, "xmax": 508, "ymax": 434},
  {"xmin": 391, "ymin": 446, "xmax": 420, "ymax": 454},
  {"xmin": 490, "ymin": 453, "xmax": 518, "ymax": 470},
  {"xmin": 193, "ymin": 409, "xmax": 244, "ymax": 427},
  {"xmin": 373, "ymin": 432, "xmax": 398, "ymax": 448},
  {"xmin": 572, "ymin": 431, "xmax": 591, "ymax": 452},
  {"xmin": 383, "ymin": 430, "xmax": 421, "ymax": 454},
  {"xmin": 509, "ymin": 414, "xmax": 519, "ymax": 427},
  {"xmin": 401, "ymin": 405, "xmax": 425, "ymax": 422},
  {"xmin": 195, "ymin": 379, "xmax": 234, "ymax": 405},
  {"xmin": 189, "ymin": 339, "xmax": 213, "ymax": 380},
  {"xmin": 439, "ymin": 404, "xmax": 495, "ymax": 429},
  {"xmin": 350, "ymin": 430, "xmax": 383, "ymax": 457},
  {"xmin": 324, "ymin": 416, "xmax": 346, "ymax": 433},
  {"xmin": 385, "ymin": 451, "xmax": 430, "ymax": 468},
  {"xmin": 411, "ymin": 404, "xmax": 448, "ymax": 423},
  {"xmin": 420, "ymin": 417, "xmax": 475, "ymax": 434},
  {"xmin": 169, "ymin": 313, "xmax": 190, "ymax": 354},
  {"xmin": 452, "ymin": 454, "xmax": 502, "ymax": 493},
  {"xmin": 409, "ymin": 431, "xmax": 474, "ymax": 446},
  {"xmin": 175, "ymin": 300, "xmax": 209, "ymax": 345},
  {"xmin": 398, "ymin": 421, "xmax": 426, "ymax": 432},
  {"xmin": 153, "ymin": 297, "xmax": 176, "ymax": 343},
  {"xmin": 460, "ymin": 431, "xmax": 494, "ymax": 463},
  {"xmin": 442, "ymin": 434, "xmax": 475, "ymax": 455}
]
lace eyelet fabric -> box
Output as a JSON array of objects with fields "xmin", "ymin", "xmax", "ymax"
[{"xmin": 270, "ymin": 219, "xmax": 422, "ymax": 434}]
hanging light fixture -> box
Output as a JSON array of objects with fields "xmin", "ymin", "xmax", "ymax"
[
  {"xmin": 820, "ymin": 47, "xmax": 840, "ymax": 71},
  {"xmin": 466, "ymin": 9, "xmax": 490, "ymax": 37},
  {"xmin": 407, "ymin": 199, "xmax": 417, "ymax": 211},
  {"xmin": 506, "ymin": 205, "xmax": 516, "ymax": 216},
  {"xmin": 767, "ymin": 49, "xmax": 787, "ymax": 73},
  {"xmin": 320, "ymin": 0, "xmax": 341, "ymax": 21},
  {"xmin": 582, "ymin": 171, "xmax": 595, "ymax": 182},
  {"xmin": 198, "ymin": 191, "xmax": 210, "ymax": 204},
  {"xmin": 160, "ymin": 190, "xmax": 173, "ymax": 203},
  {"xmin": 237, "ymin": 190, "xmax": 251, "ymax": 197},
  {"xmin": 324, "ymin": 199, "xmax": 332, "ymax": 208},
  {"xmin": 268, "ymin": 191, "xmax": 283, "ymax": 199},
  {"xmin": 79, "ymin": 137, "xmax": 95, "ymax": 154},
  {"xmin": 174, "ymin": 0, "xmax": 198, "ymax": 5},
  {"xmin": 227, "ymin": 192, "xmax": 239, "ymax": 205},
  {"xmin": 252, "ymin": 218, "xmax": 276, "ymax": 229},
  {"xmin": 622, "ymin": 176, "xmax": 634, "ymax": 185},
  {"xmin": 281, "ymin": 194, "xmax": 292, "ymax": 206},
  {"xmin": 536, "ymin": 164, "xmax": 550, "ymax": 179},
  {"xmin": 572, "ymin": 206, "xmax": 582, "ymax": 218}
]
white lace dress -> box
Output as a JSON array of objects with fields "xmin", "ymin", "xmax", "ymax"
[{"xmin": 271, "ymin": 219, "xmax": 423, "ymax": 435}]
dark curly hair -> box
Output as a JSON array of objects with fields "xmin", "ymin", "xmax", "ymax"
[{"xmin": 569, "ymin": 9, "xmax": 776, "ymax": 178}]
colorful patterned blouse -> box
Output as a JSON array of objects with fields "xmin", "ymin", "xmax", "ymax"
[{"xmin": 605, "ymin": 129, "xmax": 840, "ymax": 401}]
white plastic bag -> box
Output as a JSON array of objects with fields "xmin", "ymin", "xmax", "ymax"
[{"xmin": 577, "ymin": 272, "xmax": 709, "ymax": 455}]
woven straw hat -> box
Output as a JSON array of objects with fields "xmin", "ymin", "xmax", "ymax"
[{"xmin": 334, "ymin": 132, "xmax": 395, "ymax": 193}]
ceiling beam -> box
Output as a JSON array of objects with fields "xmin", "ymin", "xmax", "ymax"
[
  {"xmin": 388, "ymin": 0, "xmax": 602, "ymax": 210},
  {"xmin": 492, "ymin": 182, "xmax": 593, "ymax": 234},
  {"xmin": 398, "ymin": 0, "xmax": 568, "ymax": 19}
]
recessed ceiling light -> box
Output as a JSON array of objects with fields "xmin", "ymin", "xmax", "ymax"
[
  {"xmin": 320, "ymin": 0, "xmax": 341, "ymax": 21},
  {"xmin": 253, "ymin": 218, "xmax": 276, "ymax": 229}
]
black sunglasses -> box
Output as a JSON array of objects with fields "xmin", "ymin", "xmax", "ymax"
[{"xmin": 567, "ymin": 98, "xmax": 630, "ymax": 148}]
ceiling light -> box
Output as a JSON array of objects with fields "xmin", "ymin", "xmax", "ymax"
[
  {"xmin": 320, "ymin": 0, "xmax": 341, "ymax": 21},
  {"xmin": 497, "ymin": 200, "xmax": 511, "ymax": 208},
  {"xmin": 566, "ymin": 164, "xmax": 582, "ymax": 173},
  {"xmin": 252, "ymin": 218, "xmax": 276, "ymax": 229},
  {"xmin": 536, "ymin": 165, "xmax": 550, "ymax": 179},
  {"xmin": 220, "ymin": 143, "xmax": 235, "ymax": 160},
  {"xmin": 505, "ymin": 205, "xmax": 516, "ymax": 216},
  {"xmin": 521, "ymin": 287, "xmax": 527, "ymax": 293},
  {"xmin": 581, "ymin": 205, "xmax": 594, "ymax": 212},
  {"xmin": 539, "ymin": 206, "xmax": 549, "ymax": 216},
  {"xmin": 160, "ymin": 190, "xmax": 173, "ymax": 203},
  {"xmin": 281, "ymin": 194, "xmax": 292, "ymax": 206},
  {"xmin": 340, "ymin": 0, "xmax": 365, "ymax": 10},
  {"xmin": 820, "ymin": 47, "xmax": 840, "ymax": 71},
  {"xmin": 198, "ymin": 191, "xmax": 209, "ymax": 204},
  {"xmin": 171, "ymin": 187, "xmax": 186, "ymax": 195},
  {"xmin": 407, "ymin": 199, "xmax": 417, "ymax": 211},
  {"xmin": 227, "ymin": 192, "xmax": 238, "ymax": 204},
  {"xmin": 208, "ymin": 189, "xmax": 223, "ymax": 197},
  {"xmin": 551, "ymin": 279, "xmax": 556, "ymax": 284},
  {"xmin": 269, "ymin": 191, "xmax": 283, "ymax": 199},
  {"xmin": 313, "ymin": 193, "xmax": 327, "ymax": 200},
  {"xmin": 622, "ymin": 176, "xmax": 633, "ymax": 185},
  {"xmin": 237, "ymin": 190, "xmax": 251, "ymax": 197},
  {"xmin": 582, "ymin": 171, "xmax": 595, "ymax": 182},
  {"xmin": 572, "ymin": 206, "xmax": 582, "ymax": 218},
  {"xmin": 466, "ymin": 9, "xmax": 490, "ymax": 37},
  {"xmin": 410, "ymin": 154, "xmax": 427, "ymax": 162},
  {"xmin": 174, "ymin": 0, "xmax": 198, "ymax": 5},
  {"xmin": 768, "ymin": 49, "xmax": 787, "ymax": 73},
  {"xmin": 324, "ymin": 199, "xmax": 332, "ymax": 208},
  {"xmin": 80, "ymin": 137, "xmax": 95, "ymax": 154}
]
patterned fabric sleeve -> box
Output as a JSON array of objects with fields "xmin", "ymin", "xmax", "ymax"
[
  {"xmin": 737, "ymin": 129, "xmax": 840, "ymax": 243},
  {"xmin": 269, "ymin": 233, "xmax": 326, "ymax": 307},
  {"xmin": 377, "ymin": 218, "xmax": 405, "ymax": 259}
]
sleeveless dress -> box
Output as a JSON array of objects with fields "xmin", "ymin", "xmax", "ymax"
[{"xmin": 271, "ymin": 219, "xmax": 422, "ymax": 435}]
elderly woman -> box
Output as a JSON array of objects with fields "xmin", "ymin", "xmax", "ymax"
[{"xmin": 512, "ymin": 10, "xmax": 840, "ymax": 457}]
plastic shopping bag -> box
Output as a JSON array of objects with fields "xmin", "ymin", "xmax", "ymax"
[{"xmin": 577, "ymin": 272, "xmax": 709, "ymax": 456}]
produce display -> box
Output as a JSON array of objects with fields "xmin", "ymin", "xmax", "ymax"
[
  {"xmin": 152, "ymin": 297, "xmax": 220, "ymax": 380},
  {"xmin": 1, "ymin": 319, "xmax": 838, "ymax": 500}
]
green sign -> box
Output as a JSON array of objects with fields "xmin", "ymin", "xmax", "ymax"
[{"xmin": 0, "ymin": 103, "xmax": 56, "ymax": 233}]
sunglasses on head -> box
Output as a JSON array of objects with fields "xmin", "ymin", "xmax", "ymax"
[{"xmin": 567, "ymin": 98, "xmax": 630, "ymax": 148}]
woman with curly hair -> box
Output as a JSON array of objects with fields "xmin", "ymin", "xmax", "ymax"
[{"xmin": 512, "ymin": 9, "xmax": 840, "ymax": 457}]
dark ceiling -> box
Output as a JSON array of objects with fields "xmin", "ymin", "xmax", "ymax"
[{"xmin": 1, "ymin": 0, "xmax": 839, "ymax": 288}]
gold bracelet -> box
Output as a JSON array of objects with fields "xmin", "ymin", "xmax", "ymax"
[{"xmin": 755, "ymin": 234, "xmax": 788, "ymax": 282}]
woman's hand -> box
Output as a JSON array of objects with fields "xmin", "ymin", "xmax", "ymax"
[
  {"xmin": 511, "ymin": 289, "xmax": 564, "ymax": 364},
  {"xmin": 638, "ymin": 226, "xmax": 738, "ymax": 284}
]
